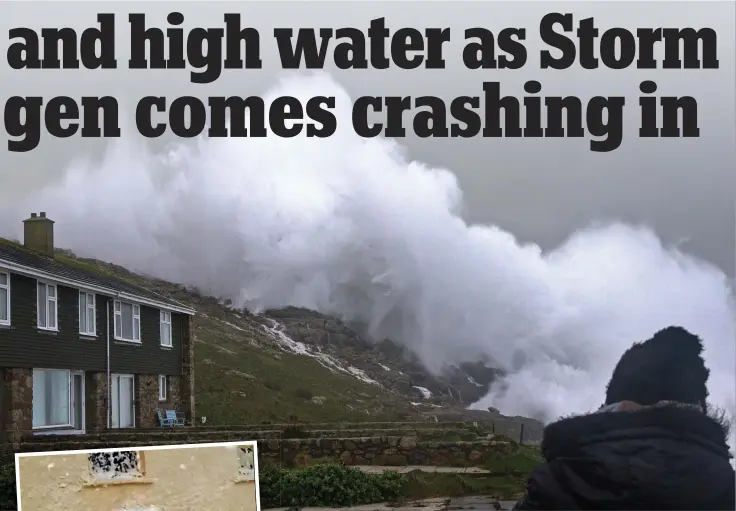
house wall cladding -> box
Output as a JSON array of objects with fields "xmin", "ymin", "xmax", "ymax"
[
  {"xmin": 0, "ymin": 274, "xmax": 107, "ymax": 370},
  {"xmin": 0, "ymin": 273, "xmax": 185, "ymax": 376},
  {"xmin": 106, "ymin": 298, "xmax": 185, "ymax": 376}
]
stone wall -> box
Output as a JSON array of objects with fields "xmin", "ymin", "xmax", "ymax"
[
  {"xmin": 136, "ymin": 375, "xmax": 158, "ymax": 428},
  {"xmin": 15, "ymin": 432, "xmax": 519, "ymax": 469},
  {"xmin": 86, "ymin": 372, "xmax": 108, "ymax": 431},
  {"xmin": 2, "ymin": 368, "xmax": 32, "ymax": 447},
  {"xmin": 181, "ymin": 315, "xmax": 195, "ymax": 425},
  {"xmin": 136, "ymin": 374, "xmax": 183, "ymax": 428},
  {"xmin": 258, "ymin": 436, "xmax": 517, "ymax": 468}
]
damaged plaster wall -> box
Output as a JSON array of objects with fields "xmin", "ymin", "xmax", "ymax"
[{"xmin": 16, "ymin": 445, "xmax": 258, "ymax": 511}]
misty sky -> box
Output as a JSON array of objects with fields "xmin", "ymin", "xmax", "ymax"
[{"xmin": 1, "ymin": 1, "xmax": 734, "ymax": 275}]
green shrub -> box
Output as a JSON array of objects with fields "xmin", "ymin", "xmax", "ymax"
[
  {"xmin": 292, "ymin": 388, "xmax": 313, "ymax": 400},
  {"xmin": 259, "ymin": 463, "xmax": 404, "ymax": 508},
  {"xmin": 281, "ymin": 424, "xmax": 310, "ymax": 439},
  {"xmin": 0, "ymin": 463, "xmax": 16, "ymax": 510}
]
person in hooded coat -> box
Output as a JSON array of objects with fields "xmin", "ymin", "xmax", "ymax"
[{"xmin": 513, "ymin": 326, "xmax": 735, "ymax": 510}]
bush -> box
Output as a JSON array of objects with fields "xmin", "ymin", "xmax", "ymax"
[
  {"xmin": 292, "ymin": 388, "xmax": 313, "ymax": 400},
  {"xmin": 281, "ymin": 424, "xmax": 310, "ymax": 439},
  {"xmin": 259, "ymin": 463, "xmax": 405, "ymax": 508},
  {"xmin": 0, "ymin": 463, "xmax": 16, "ymax": 510}
]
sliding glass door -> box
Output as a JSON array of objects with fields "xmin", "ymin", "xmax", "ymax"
[{"xmin": 111, "ymin": 374, "xmax": 136, "ymax": 428}]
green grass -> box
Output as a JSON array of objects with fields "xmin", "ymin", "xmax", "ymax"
[
  {"xmin": 400, "ymin": 471, "xmax": 527, "ymax": 501},
  {"xmin": 194, "ymin": 317, "xmax": 420, "ymax": 424},
  {"xmin": 483, "ymin": 444, "xmax": 542, "ymax": 475}
]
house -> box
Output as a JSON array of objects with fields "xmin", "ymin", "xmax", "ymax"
[{"xmin": 0, "ymin": 212, "xmax": 196, "ymax": 443}]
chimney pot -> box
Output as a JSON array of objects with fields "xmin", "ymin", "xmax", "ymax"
[
  {"xmin": 39, "ymin": 212, "xmax": 46, "ymax": 217},
  {"xmin": 30, "ymin": 213, "xmax": 37, "ymax": 218}
]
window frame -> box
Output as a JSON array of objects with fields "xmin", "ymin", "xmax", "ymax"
[
  {"xmin": 113, "ymin": 299, "xmax": 141, "ymax": 343},
  {"xmin": 237, "ymin": 445, "xmax": 256, "ymax": 481},
  {"xmin": 87, "ymin": 450, "xmax": 145, "ymax": 481},
  {"xmin": 36, "ymin": 281, "xmax": 58, "ymax": 331},
  {"xmin": 79, "ymin": 291, "xmax": 97, "ymax": 336},
  {"xmin": 159, "ymin": 310, "xmax": 172, "ymax": 347},
  {"xmin": 158, "ymin": 375, "xmax": 167, "ymax": 402},
  {"xmin": 0, "ymin": 271, "xmax": 9, "ymax": 326}
]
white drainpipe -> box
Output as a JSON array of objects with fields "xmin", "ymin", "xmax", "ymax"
[{"xmin": 106, "ymin": 298, "xmax": 111, "ymax": 428}]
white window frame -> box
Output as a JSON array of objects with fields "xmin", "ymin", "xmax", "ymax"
[
  {"xmin": 79, "ymin": 291, "xmax": 96, "ymax": 336},
  {"xmin": 36, "ymin": 281, "xmax": 58, "ymax": 331},
  {"xmin": 160, "ymin": 310, "xmax": 172, "ymax": 347},
  {"xmin": 0, "ymin": 271, "xmax": 9, "ymax": 326},
  {"xmin": 114, "ymin": 299, "xmax": 141, "ymax": 343},
  {"xmin": 158, "ymin": 375, "xmax": 167, "ymax": 401}
]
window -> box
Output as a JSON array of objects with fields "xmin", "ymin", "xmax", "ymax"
[
  {"xmin": 79, "ymin": 291, "xmax": 96, "ymax": 336},
  {"xmin": 158, "ymin": 375, "xmax": 167, "ymax": 401},
  {"xmin": 32, "ymin": 369, "xmax": 70, "ymax": 428},
  {"xmin": 237, "ymin": 445, "xmax": 256, "ymax": 481},
  {"xmin": 32, "ymin": 369, "xmax": 85, "ymax": 430},
  {"xmin": 160, "ymin": 311, "xmax": 172, "ymax": 347},
  {"xmin": 0, "ymin": 272, "xmax": 9, "ymax": 326},
  {"xmin": 88, "ymin": 451, "xmax": 144, "ymax": 481},
  {"xmin": 114, "ymin": 300, "xmax": 140, "ymax": 342},
  {"xmin": 37, "ymin": 282, "xmax": 57, "ymax": 330}
]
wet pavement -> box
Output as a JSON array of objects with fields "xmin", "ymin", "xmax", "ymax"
[
  {"xmin": 354, "ymin": 465, "xmax": 491, "ymax": 475},
  {"xmin": 264, "ymin": 496, "xmax": 518, "ymax": 510}
]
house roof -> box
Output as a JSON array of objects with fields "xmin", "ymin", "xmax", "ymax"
[{"xmin": 0, "ymin": 239, "xmax": 195, "ymax": 316}]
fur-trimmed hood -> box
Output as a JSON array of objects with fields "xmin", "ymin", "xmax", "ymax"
[
  {"xmin": 542, "ymin": 403, "xmax": 731, "ymax": 462},
  {"xmin": 514, "ymin": 404, "xmax": 735, "ymax": 510}
]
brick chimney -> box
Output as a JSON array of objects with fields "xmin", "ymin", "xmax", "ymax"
[{"xmin": 23, "ymin": 212, "xmax": 55, "ymax": 256}]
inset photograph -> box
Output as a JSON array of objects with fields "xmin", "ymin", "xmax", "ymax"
[{"xmin": 15, "ymin": 441, "xmax": 259, "ymax": 511}]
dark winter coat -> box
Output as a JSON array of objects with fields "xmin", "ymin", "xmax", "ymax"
[{"xmin": 513, "ymin": 404, "xmax": 735, "ymax": 510}]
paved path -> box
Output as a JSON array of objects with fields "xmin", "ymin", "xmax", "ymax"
[
  {"xmin": 354, "ymin": 465, "xmax": 491, "ymax": 474},
  {"xmin": 265, "ymin": 496, "xmax": 518, "ymax": 510}
]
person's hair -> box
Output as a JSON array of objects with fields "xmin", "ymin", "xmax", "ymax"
[{"xmin": 605, "ymin": 326, "xmax": 710, "ymax": 408}]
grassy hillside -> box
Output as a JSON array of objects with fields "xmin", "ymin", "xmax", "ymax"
[
  {"xmin": 193, "ymin": 309, "xmax": 420, "ymax": 423},
  {"xmin": 53, "ymin": 248, "xmax": 543, "ymax": 439}
]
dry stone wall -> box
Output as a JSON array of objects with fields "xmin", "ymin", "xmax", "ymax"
[
  {"xmin": 258, "ymin": 436, "xmax": 517, "ymax": 468},
  {"xmin": 11, "ymin": 420, "xmax": 522, "ymax": 469},
  {"xmin": 14, "ymin": 433, "xmax": 517, "ymax": 468}
]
